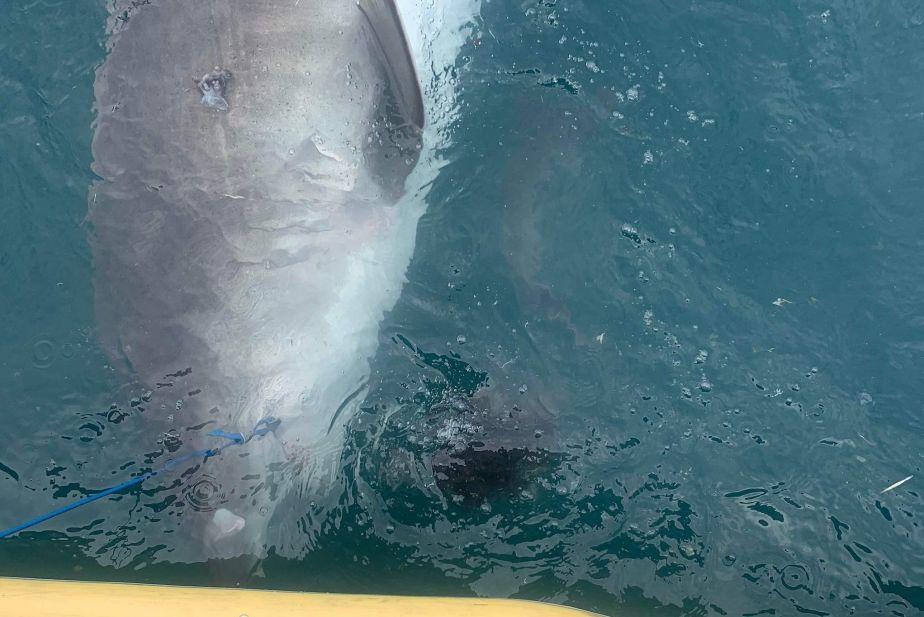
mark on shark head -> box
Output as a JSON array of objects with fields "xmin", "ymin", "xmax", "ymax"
[{"xmin": 195, "ymin": 67, "xmax": 232, "ymax": 111}]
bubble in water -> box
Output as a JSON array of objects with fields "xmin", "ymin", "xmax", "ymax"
[
  {"xmin": 621, "ymin": 224, "xmax": 641, "ymax": 244},
  {"xmin": 32, "ymin": 339, "xmax": 55, "ymax": 369},
  {"xmin": 780, "ymin": 564, "xmax": 811, "ymax": 592},
  {"xmin": 162, "ymin": 429, "xmax": 182, "ymax": 452},
  {"xmin": 186, "ymin": 475, "xmax": 223, "ymax": 512}
]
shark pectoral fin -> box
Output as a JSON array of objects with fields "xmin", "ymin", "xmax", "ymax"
[
  {"xmin": 209, "ymin": 507, "xmax": 246, "ymax": 540},
  {"xmin": 358, "ymin": 0, "xmax": 424, "ymax": 130}
]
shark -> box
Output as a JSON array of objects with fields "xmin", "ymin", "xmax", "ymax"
[{"xmin": 89, "ymin": 0, "xmax": 430, "ymax": 561}]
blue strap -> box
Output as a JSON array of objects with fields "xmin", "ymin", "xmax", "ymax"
[
  {"xmin": 207, "ymin": 429, "xmax": 245, "ymax": 445},
  {"xmin": 250, "ymin": 417, "xmax": 281, "ymax": 439},
  {"xmin": 0, "ymin": 417, "xmax": 280, "ymax": 539}
]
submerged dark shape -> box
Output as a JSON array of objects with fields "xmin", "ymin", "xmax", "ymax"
[
  {"xmin": 433, "ymin": 445, "xmax": 557, "ymax": 507},
  {"xmin": 195, "ymin": 67, "xmax": 232, "ymax": 111},
  {"xmin": 370, "ymin": 339, "xmax": 562, "ymax": 511},
  {"xmin": 421, "ymin": 388, "xmax": 560, "ymax": 508}
]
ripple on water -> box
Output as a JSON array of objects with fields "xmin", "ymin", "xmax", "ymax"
[{"xmin": 185, "ymin": 475, "xmax": 223, "ymax": 512}]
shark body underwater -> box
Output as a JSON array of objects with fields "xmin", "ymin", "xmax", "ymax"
[{"xmin": 89, "ymin": 0, "xmax": 427, "ymax": 560}]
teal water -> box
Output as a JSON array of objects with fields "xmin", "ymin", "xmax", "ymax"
[{"xmin": 1, "ymin": 1, "xmax": 922, "ymax": 615}]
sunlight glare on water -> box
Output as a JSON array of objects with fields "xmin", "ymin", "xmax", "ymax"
[{"xmin": 1, "ymin": 1, "xmax": 922, "ymax": 615}]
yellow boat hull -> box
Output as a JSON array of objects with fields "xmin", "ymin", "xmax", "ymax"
[{"xmin": 0, "ymin": 577, "xmax": 598, "ymax": 616}]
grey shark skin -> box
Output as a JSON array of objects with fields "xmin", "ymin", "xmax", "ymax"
[{"xmin": 90, "ymin": 0, "xmax": 423, "ymax": 561}]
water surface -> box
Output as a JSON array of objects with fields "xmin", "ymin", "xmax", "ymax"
[{"xmin": 1, "ymin": 1, "xmax": 921, "ymax": 615}]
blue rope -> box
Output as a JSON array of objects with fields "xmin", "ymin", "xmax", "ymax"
[{"xmin": 0, "ymin": 417, "xmax": 280, "ymax": 539}]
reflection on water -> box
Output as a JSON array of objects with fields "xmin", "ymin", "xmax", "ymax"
[{"xmin": 1, "ymin": 0, "xmax": 923, "ymax": 615}]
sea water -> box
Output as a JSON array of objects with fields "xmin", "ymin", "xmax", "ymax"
[{"xmin": 0, "ymin": 1, "xmax": 921, "ymax": 615}]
